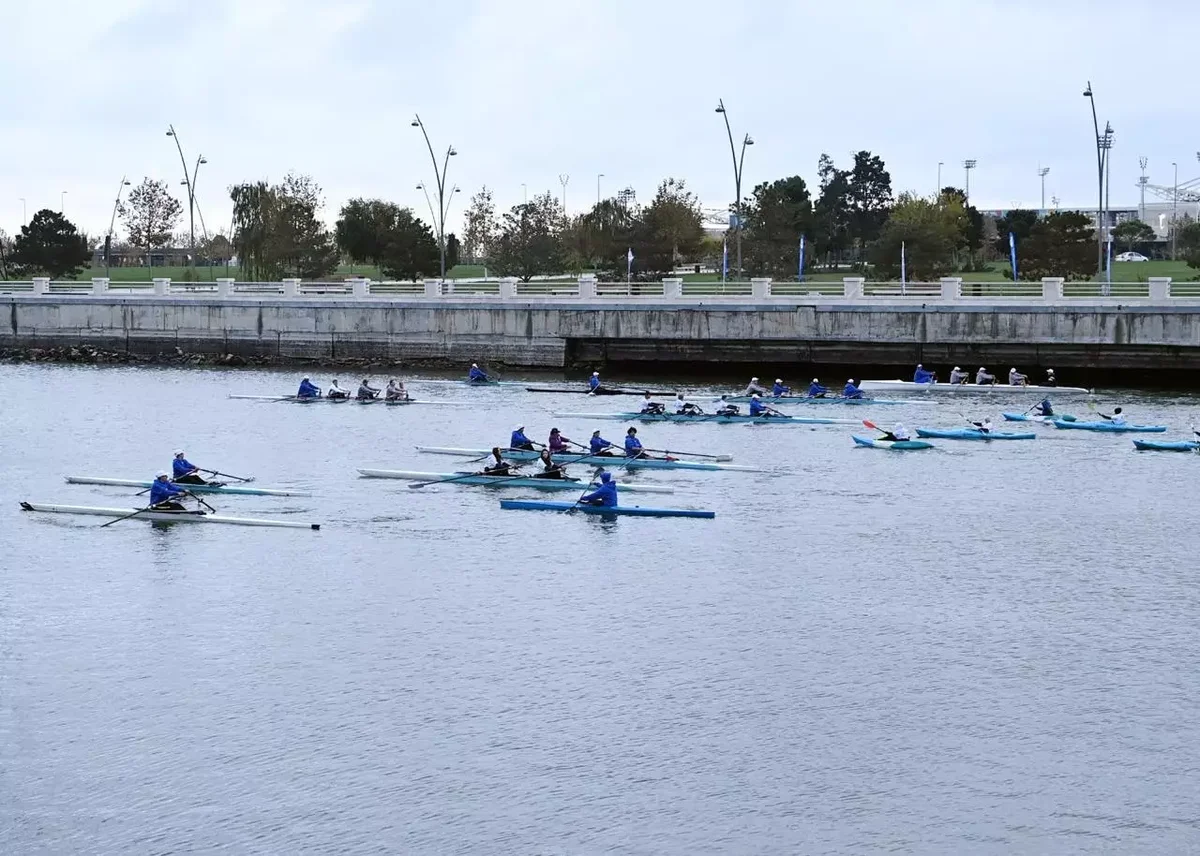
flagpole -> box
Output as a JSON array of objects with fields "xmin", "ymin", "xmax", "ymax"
[
  {"xmin": 798, "ymin": 234, "xmax": 806, "ymax": 282},
  {"xmin": 900, "ymin": 241, "xmax": 907, "ymax": 294}
]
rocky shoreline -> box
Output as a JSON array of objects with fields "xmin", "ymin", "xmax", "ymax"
[{"xmin": 0, "ymin": 345, "xmax": 467, "ymax": 371}]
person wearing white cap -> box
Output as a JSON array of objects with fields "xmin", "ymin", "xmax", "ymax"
[
  {"xmin": 842, "ymin": 379, "xmax": 864, "ymax": 399},
  {"xmin": 878, "ymin": 423, "xmax": 911, "ymax": 442},
  {"xmin": 588, "ymin": 371, "xmax": 602, "ymax": 392},
  {"xmin": 743, "ymin": 376, "xmax": 767, "ymax": 396},
  {"xmin": 771, "ymin": 378, "xmax": 791, "ymax": 397},
  {"xmin": 949, "ymin": 366, "xmax": 968, "ymax": 385},
  {"xmin": 296, "ymin": 376, "xmax": 321, "ymax": 399},
  {"xmin": 1044, "ymin": 368, "xmax": 1057, "ymax": 387},
  {"xmin": 468, "ymin": 363, "xmax": 490, "ymax": 383},
  {"xmin": 509, "ymin": 426, "xmax": 537, "ymax": 451},
  {"xmin": 913, "ymin": 364, "xmax": 937, "ymax": 384},
  {"xmin": 171, "ymin": 450, "xmax": 207, "ymax": 485},
  {"xmin": 149, "ymin": 472, "xmax": 188, "ymax": 510},
  {"xmin": 1008, "ymin": 367, "xmax": 1028, "ymax": 386},
  {"xmin": 975, "ymin": 367, "xmax": 996, "ymax": 385},
  {"xmin": 806, "ymin": 378, "xmax": 829, "ymax": 398}
]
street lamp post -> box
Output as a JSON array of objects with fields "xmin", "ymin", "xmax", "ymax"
[
  {"xmin": 60, "ymin": 191, "xmax": 67, "ymax": 214},
  {"xmin": 559, "ymin": 174, "xmax": 570, "ymax": 217},
  {"xmin": 166, "ymin": 124, "xmax": 207, "ymax": 268},
  {"xmin": 1173, "ymin": 161, "xmax": 1179, "ymax": 260},
  {"xmin": 937, "ymin": 162, "xmax": 943, "ymax": 196},
  {"xmin": 963, "ymin": 160, "xmax": 976, "ymax": 207},
  {"xmin": 1038, "ymin": 167, "xmax": 1050, "ymax": 212},
  {"xmin": 411, "ymin": 114, "xmax": 458, "ymax": 280},
  {"xmin": 1083, "ymin": 82, "xmax": 1107, "ymax": 276},
  {"xmin": 1139, "ymin": 157, "xmax": 1149, "ymax": 223},
  {"xmin": 106, "ymin": 176, "xmax": 132, "ymax": 277},
  {"xmin": 715, "ymin": 99, "xmax": 753, "ymax": 279},
  {"xmin": 597, "ymin": 174, "xmax": 604, "ymax": 207}
]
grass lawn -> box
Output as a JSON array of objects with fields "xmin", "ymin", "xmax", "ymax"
[{"xmin": 75, "ymin": 263, "xmax": 490, "ymax": 282}]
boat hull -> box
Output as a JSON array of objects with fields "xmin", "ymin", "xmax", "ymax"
[
  {"xmin": 1052, "ymin": 420, "xmax": 1167, "ymax": 433},
  {"xmin": 228, "ymin": 394, "xmax": 466, "ymax": 407},
  {"xmin": 1132, "ymin": 439, "xmax": 1200, "ymax": 451},
  {"xmin": 857, "ymin": 380, "xmax": 1090, "ymax": 395},
  {"xmin": 413, "ymin": 446, "xmax": 756, "ymax": 471},
  {"xmin": 914, "ymin": 428, "xmax": 1036, "ymax": 440},
  {"xmin": 551, "ymin": 411, "xmax": 857, "ymax": 425},
  {"xmin": 64, "ymin": 476, "xmax": 310, "ymax": 497},
  {"xmin": 1001, "ymin": 413, "xmax": 1076, "ymax": 423},
  {"xmin": 498, "ymin": 499, "xmax": 715, "ymax": 519},
  {"xmin": 526, "ymin": 386, "xmax": 675, "ymax": 396},
  {"xmin": 356, "ymin": 469, "xmax": 673, "ymax": 493},
  {"xmin": 20, "ymin": 502, "xmax": 320, "ymax": 529},
  {"xmin": 852, "ymin": 435, "xmax": 934, "ymax": 450},
  {"xmin": 711, "ymin": 395, "xmax": 929, "ymax": 406}
]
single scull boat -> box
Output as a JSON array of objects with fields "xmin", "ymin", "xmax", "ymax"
[
  {"xmin": 498, "ymin": 499, "xmax": 715, "ymax": 519},
  {"xmin": 20, "ymin": 502, "xmax": 320, "ymax": 529},
  {"xmin": 64, "ymin": 476, "xmax": 310, "ymax": 497}
]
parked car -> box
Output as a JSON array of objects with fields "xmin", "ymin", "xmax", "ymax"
[{"xmin": 1115, "ymin": 252, "xmax": 1149, "ymax": 262}]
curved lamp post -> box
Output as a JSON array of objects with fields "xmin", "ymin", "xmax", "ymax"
[
  {"xmin": 412, "ymin": 114, "xmax": 457, "ymax": 279},
  {"xmin": 715, "ymin": 99, "xmax": 753, "ymax": 279},
  {"xmin": 166, "ymin": 124, "xmax": 207, "ymax": 267},
  {"xmin": 1083, "ymin": 83, "xmax": 1109, "ymax": 275},
  {"xmin": 106, "ymin": 176, "xmax": 132, "ymax": 276}
]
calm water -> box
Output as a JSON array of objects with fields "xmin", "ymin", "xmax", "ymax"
[{"xmin": 3, "ymin": 364, "xmax": 1200, "ymax": 855}]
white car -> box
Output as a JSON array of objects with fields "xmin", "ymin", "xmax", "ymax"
[{"xmin": 1115, "ymin": 252, "xmax": 1149, "ymax": 262}]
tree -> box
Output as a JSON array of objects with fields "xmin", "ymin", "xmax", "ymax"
[
  {"xmin": 846, "ymin": 151, "xmax": 893, "ymax": 255},
  {"xmin": 8, "ymin": 210, "xmax": 90, "ymax": 278},
  {"xmin": 490, "ymin": 192, "xmax": 566, "ymax": 282},
  {"xmin": 1112, "ymin": 219, "xmax": 1157, "ymax": 252},
  {"xmin": 812, "ymin": 154, "xmax": 851, "ymax": 268},
  {"xmin": 639, "ymin": 178, "xmax": 704, "ymax": 271},
  {"xmin": 461, "ymin": 186, "xmax": 497, "ymax": 263},
  {"xmin": 119, "ymin": 178, "xmax": 182, "ymax": 253},
  {"xmin": 445, "ymin": 233, "xmax": 461, "ymax": 270},
  {"xmin": 336, "ymin": 198, "xmax": 405, "ymax": 268},
  {"xmin": 230, "ymin": 172, "xmax": 338, "ymax": 280},
  {"xmin": 0, "ymin": 229, "xmax": 12, "ymax": 279},
  {"xmin": 868, "ymin": 193, "xmax": 963, "ymax": 281},
  {"xmin": 1013, "ymin": 211, "xmax": 1095, "ymax": 280},
  {"xmin": 742, "ymin": 175, "xmax": 813, "ymax": 278},
  {"xmin": 1177, "ymin": 221, "xmax": 1200, "ymax": 270},
  {"xmin": 992, "ymin": 209, "xmax": 1040, "ymax": 257},
  {"xmin": 378, "ymin": 210, "xmax": 439, "ymax": 281}
]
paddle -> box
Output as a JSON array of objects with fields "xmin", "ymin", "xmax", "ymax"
[
  {"xmin": 570, "ymin": 467, "xmax": 607, "ymax": 509},
  {"xmin": 640, "ymin": 446, "xmax": 732, "ymax": 462},
  {"xmin": 100, "ymin": 504, "xmax": 158, "ymax": 527},
  {"xmin": 200, "ymin": 468, "xmax": 254, "ymax": 483}
]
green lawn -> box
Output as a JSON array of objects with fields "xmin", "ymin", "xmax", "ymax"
[{"xmin": 76, "ymin": 263, "xmax": 489, "ymax": 282}]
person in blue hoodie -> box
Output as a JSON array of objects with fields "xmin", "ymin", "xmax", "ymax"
[
  {"xmin": 468, "ymin": 363, "xmax": 490, "ymax": 383},
  {"xmin": 624, "ymin": 427, "xmax": 647, "ymax": 458},
  {"xmin": 296, "ymin": 377, "xmax": 321, "ymax": 399},
  {"xmin": 913, "ymin": 364, "xmax": 936, "ymax": 384},
  {"xmin": 1035, "ymin": 398, "xmax": 1054, "ymax": 417},
  {"xmin": 509, "ymin": 426, "xmax": 537, "ymax": 451},
  {"xmin": 589, "ymin": 430, "xmax": 618, "ymax": 456},
  {"xmin": 588, "ymin": 371, "xmax": 602, "ymax": 391},
  {"xmin": 772, "ymin": 378, "xmax": 790, "ymax": 397},
  {"xmin": 843, "ymin": 379, "xmax": 864, "ymax": 399},
  {"xmin": 150, "ymin": 472, "xmax": 188, "ymax": 510},
  {"xmin": 806, "ymin": 378, "xmax": 828, "ymax": 398},
  {"xmin": 578, "ymin": 470, "xmax": 618, "ymax": 507},
  {"xmin": 172, "ymin": 450, "xmax": 211, "ymax": 485},
  {"xmin": 749, "ymin": 394, "xmax": 785, "ymax": 418}
]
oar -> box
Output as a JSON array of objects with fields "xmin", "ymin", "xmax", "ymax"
[
  {"xmin": 639, "ymin": 446, "xmax": 732, "ymax": 462},
  {"xmin": 179, "ymin": 489, "xmax": 217, "ymax": 513},
  {"xmin": 570, "ymin": 467, "xmax": 606, "ymax": 509},
  {"xmin": 100, "ymin": 504, "xmax": 158, "ymax": 527},
  {"xmin": 409, "ymin": 449, "xmax": 594, "ymax": 489},
  {"xmin": 200, "ymin": 468, "xmax": 254, "ymax": 483}
]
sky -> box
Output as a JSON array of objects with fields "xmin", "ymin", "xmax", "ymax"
[{"xmin": 2, "ymin": 0, "xmax": 1198, "ymax": 241}]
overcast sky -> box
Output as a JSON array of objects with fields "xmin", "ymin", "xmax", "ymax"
[{"xmin": 3, "ymin": 0, "xmax": 1197, "ymax": 240}]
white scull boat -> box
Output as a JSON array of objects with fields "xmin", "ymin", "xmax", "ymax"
[
  {"xmin": 228, "ymin": 394, "xmax": 469, "ymax": 407},
  {"xmin": 63, "ymin": 476, "xmax": 311, "ymax": 498},
  {"xmin": 20, "ymin": 502, "xmax": 320, "ymax": 530},
  {"xmin": 357, "ymin": 469, "xmax": 674, "ymax": 494},
  {"xmin": 856, "ymin": 380, "xmax": 1090, "ymax": 395}
]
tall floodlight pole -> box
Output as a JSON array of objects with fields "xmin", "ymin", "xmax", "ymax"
[
  {"xmin": 412, "ymin": 114, "xmax": 457, "ymax": 279},
  {"xmin": 106, "ymin": 176, "xmax": 132, "ymax": 278},
  {"xmin": 715, "ymin": 99, "xmax": 753, "ymax": 279},
  {"xmin": 166, "ymin": 124, "xmax": 206, "ymax": 267},
  {"xmin": 559, "ymin": 174, "xmax": 570, "ymax": 216},
  {"xmin": 1083, "ymin": 83, "xmax": 1106, "ymax": 275},
  {"xmin": 20, "ymin": 198, "xmax": 26, "ymax": 224},
  {"xmin": 1038, "ymin": 167, "xmax": 1050, "ymax": 212},
  {"xmin": 597, "ymin": 174, "xmax": 604, "ymax": 206},
  {"xmin": 1138, "ymin": 156, "xmax": 1149, "ymax": 223},
  {"xmin": 937, "ymin": 162, "xmax": 943, "ymax": 196},
  {"xmin": 1102, "ymin": 123, "xmax": 1113, "ymax": 234},
  {"xmin": 963, "ymin": 160, "xmax": 977, "ymax": 206},
  {"xmin": 1173, "ymin": 161, "xmax": 1179, "ymax": 260},
  {"xmin": 60, "ymin": 191, "xmax": 67, "ymax": 213}
]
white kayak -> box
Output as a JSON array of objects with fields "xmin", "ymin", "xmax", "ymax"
[
  {"xmin": 857, "ymin": 380, "xmax": 1090, "ymax": 395},
  {"xmin": 20, "ymin": 501, "xmax": 320, "ymax": 530},
  {"xmin": 356, "ymin": 469, "xmax": 674, "ymax": 494}
]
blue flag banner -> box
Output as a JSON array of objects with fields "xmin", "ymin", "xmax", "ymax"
[
  {"xmin": 900, "ymin": 240, "xmax": 907, "ymax": 290},
  {"xmin": 1009, "ymin": 231, "xmax": 1018, "ymax": 282},
  {"xmin": 798, "ymin": 234, "xmax": 806, "ymax": 282}
]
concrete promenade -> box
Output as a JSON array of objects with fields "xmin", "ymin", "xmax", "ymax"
[{"xmin": 4, "ymin": 275, "xmax": 1200, "ymax": 370}]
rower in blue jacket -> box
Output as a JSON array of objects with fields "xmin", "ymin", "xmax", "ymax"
[
  {"xmin": 297, "ymin": 377, "xmax": 321, "ymax": 399},
  {"xmin": 172, "ymin": 450, "xmax": 208, "ymax": 485},
  {"xmin": 749, "ymin": 394, "xmax": 784, "ymax": 417},
  {"xmin": 578, "ymin": 471, "xmax": 618, "ymax": 507},
  {"xmin": 509, "ymin": 426, "xmax": 537, "ymax": 451},
  {"xmin": 624, "ymin": 427, "xmax": 646, "ymax": 458},
  {"xmin": 913, "ymin": 364, "xmax": 936, "ymax": 384},
  {"xmin": 772, "ymin": 378, "xmax": 790, "ymax": 397},
  {"xmin": 468, "ymin": 363, "xmax": 490, "ymax": 382},
  {"xmin": 806, "ymin": 378, "xmax": 828, "ymax": 398},
  {"xmin": 150, "ymin": 472, "xmax": 188, "ymax": 510},
  {"xmin": 1035, "ymin": 397, "xmax": 1054, "ymax": 416},
  {"xmin": 588, "ymin": 371, "xmax": 602, "ymax": 391},
  {"xmin": 590, "ymin": 430, "xmax": 618, "ymax": 456},
  {"xmin": 843, "ymin": 379, "xmax": 864, "ymax": 399}
]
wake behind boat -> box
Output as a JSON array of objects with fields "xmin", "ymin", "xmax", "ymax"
[
  {"xmin": 64, "ymin": 476, "xmax": 311, "ymax": 497},
  {"xmin": 20, "ymin": 501, "xmax": 320, "ymax": 529}
]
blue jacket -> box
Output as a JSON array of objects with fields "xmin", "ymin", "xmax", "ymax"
[
  {"xmin": 468, "ymin": 366, "xmax": 488, "ymax": 381},
  {"xmin": 749, "ymin": 398, "xmax": 767, "ymax": 416},
  {"xmin": 772, "ymin": 382, "xmax": 789, "ymax": 396},
  {"xmin": 1037, "ymin": 399, "xmax": 1053, "ymax": 416},
  {"xmin": 588, "ymin": 375, "xmax": 601, "ymax": 390},
  {"xmin": 579, "ymin": 478, "xmax": 618, "ymax": 507},
  {"xmin": 297, "ymin": 379, "xmax": 320, "ymax": 398},
  {"xmin": 590, "ymin": 435, "xmax": 614, "ymax": 454},
  {"xmin": 510, "ymin": 430, "xmax": 533, "ymax": 448},
  {"xmin": 806, "ymin": 382, "xmax": 828, "ymax": 397},
  {"xmin": 172, "ymin": 457, "xmax": 197, "ymax": 477},
  {"xmin": 150, "ymin": 479, "xmax": 185, "ymax": 505},
  {"xmin": 624, "ymin": 435, "xmax": 643, "ymax": 456},
  {"xmin": 913, "ymin": 368, "xmax": 934, "ymax": 384},
  {"xmin": 843, "ymin": 382, "xmax": 863, "ymax": 399}
]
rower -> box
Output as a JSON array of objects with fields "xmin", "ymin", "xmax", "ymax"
[
  {"xmin": 744, "ymin": 376, "xmax": 767, "ymax": 396},
  {"xmin": 639, "ymin": 392, "xmax": 665, "ymax": 415},
  {"xmin": 976, "ymin": 367, "xmax": 996, "ymax": 385},
  {"xmin": 674, "ymin": 392, "xmax": 703, "ymax": 415},
  {"xmin": 510, "ymin": 425, "xmax": 537, "ymax": 451},
  {"xmin": 1035, "ymin": 397, "xmax": 1054, "ymax": 417},
  {"xmin": 1099, "ymin": 406, "xmax": 1126, "ymax": 425},
  {"xmin": 533, "ymin": 448, "xmax": 567, "ymax": 479},
  {"xmin": 913, "ymin": 364, "xmax": 936, "ymax": 384},
  {"xmin": 970, "ymin": 417, "xmax": 994, "ymax": 434},
  {"xmin": 578, "ymin": 470, "xmax": 618, "ymax": 508},
  {"xmin": 468, "ymin": 363, "xmax": 490, "ymax": 383},
  {"xmin": 624, "ymin": 427, "xmax": 647, "ymax": 459},
  {"xmin": 327, "ymin": 379, "xmax": 349, "ymax": 399},
  {"xmin": 949, "ymin": 366, "xmax": 968, "ymax": 385},
  {"xmin": 297, "ymin": 376, "xmax": 321, "ymax": 399},
  {"xmin": 150, "ymin": 472, "xmax": 188, "ymax": 511},
  {"xmin": 482, "ymin": 447, "xmax": 515, "ymax": 476},
  {"xmin": 806, "ymin": 378, "xmax": 828, "ymax": 398},
  {"xmin": 357, "ymin": 377, "xmax": 380, "ymax": 400},
  {"xmin": 1045, "ymin": 368, "xmax": 1057, "ymax": 387},
  {"xmin": 749, "ymin": 393, "xmax": 783, "ymax": 418},
  {"xmin": 843, "ymin": 379, "xmax": 864, "ymax": 399},
  {"xmin": 589, "ymin": 371, "xmax": 602, "ymax": 391},
  {"xmin": 385, "ymin": 378, "xmax": 409, "ymax": 401},
  {"xmin": 1008, "ymin": 367, "xmax": 1028, "ymax": 386},
  {"xmin": 879, "ymin": 423, "xmax": 911, "ymax": 442},
  {"xmin": 548, "ymin": 428, "xmax": 572, "ymax": 454},
  {"xmin": 590, "ymin": 430, "xmax": 618, "ymax": 456},
  {"xmin": 772, "ymin": 378, "xmax": 790, "ymax": 397},
  {"xmin": 715, "ymin": 396, "xmax": 741, "ymax": 416},
  {"xmin": 172, "ymin": 450, "xmax": 208, "ymax": 485}
]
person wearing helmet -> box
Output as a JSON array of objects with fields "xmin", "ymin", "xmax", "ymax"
[
  {"xmin": 533, "ymin": 448, "xmax": 567, "ymax": 479},
  {"xmin": 467, "ymin": 363, "xmax": 490, "ymax": 383},
  {"xmin": 1099, "ymin": 406, "xmax": 1126, "ymax": 426},
  {"xmin": 588, "ymin": 371, "xmax": 602, "ymax": 391},
  {"xmin": 327, "ymin": 379, "xmax": 349, "ymax": 399},
  {"xmin": 843, "ymin": 379, "xmax": 864, "ymax": 399},
  {"xmin": 878, "ymin": 423, "xmax": 911, "ymax": 442},
  {"xmin": 1008, "ymin": 367, "xmax": 1028, "ymax": 386},
  {"xmin": 509, "ymin": 426, "xmax": 537, "ymax": 451},
  {"xmin": 296, "ymin": 376, "xmax": 321, "ymax": 399},
  {"xmin": 639, "ymin": 391, "xmax": 665, "ymax": 415},
  {"xmin": 913, "ymin": 364, "xmax": 936, "ymax": 384},
  {"xmin": 171, "ymin": 450, "xmax": 207, "ymax": 485},
  {"xmin": 624, "ymin": 427, "xmax": 647, "ymax": 459},
  {"xmin": 481, "ymin": 447, "xmax": 515, "ymax": 476},
  {"xmin": 949, "ymin": 366, "xmax": 968, "ymax": 385},
  {"xmin": 578, "ymin": 470, "xmax": 618, "ymax": 507},
  {"xmin": 772, "ymin": 378, "xmax": 791, "ymax": 397},
  {"xmin": 149, "ymin": 472, "xmax": 188, "ymax": 510},
  {"xmin": 547, "ymin": 428, "xmax": 572, "ymax": 454},
  {"xmin": 976, "ymin": 367, "xmax": 996, "ymax": 385},
  {"xmin": 743, "ymin": 376, "xmax": 767, "ymax": 396},
  {"xmin": 589, "ymin": 430, "xmax": 618, "ymax": 456},
  {"xmin": 806, "ymin": 378, "xmax": 828, "ymax": 398},
  {"xmin": 674, "ymin": 392, "xmax": 703, "ymax": 416},
  {"xmin": 1044, "ymin": 368, "xmax": 1057, "ymax": 387}
]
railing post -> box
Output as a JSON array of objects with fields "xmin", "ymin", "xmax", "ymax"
[
  {"xmin": 578, "ymin": 274, "xmax": 597, "ymax": 298},
  {"xmin": 662, "ymin": 277, "xmax": 683, "ymax": 298},
  {"xmin": 216, "ymin": 277, "xmax": 234, "ymax": 298},
  {"xmin": 152, "ymin": 277, "xmax": 171, "ymax": 296},
  {"xmin": 843, "ymin": 277, "xmax": 864, "ymax": 299},
  {"xmin": 423, "ymin": 278, "xmax": 442, "ymax": 297},
  {"xmin": 91, "ymin": 277, "xmax": 109, "ymax": 295},
  {"xmin": 940, "ymin": 277, "xmax": 961, "ymax": 300},
  {"xmin": 1148, "ymin": 276, "xmax": 1171, "ymax": 300},
  {"xmin": 32, "ymin": 277, "xmax": 49, "ymax": 295},
  {"xmin": 351, "ymin": 277, "xmax": 369, "ymax": 298},
  {"xmin": 1042, "ymin": 277, "xmax": 1064, "ymax": 300},
  {"xmin": 281, "ymin": 278, "xmax": 300, "ymax": 297},
  {"xmin": 750, "ymin": 277, "xmax": 771, "ymax": 299},
  {"xmin": 499, "ymin": 277, "xmax": 518, "ymax": 299}
]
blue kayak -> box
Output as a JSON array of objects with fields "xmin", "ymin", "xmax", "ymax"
[
  {"xmin": 1052, "ymin": 420, "xmax": 1167, "ymax": 434},
  {"xmin": 1132, "ymin": 439, "xmax": 1200, "ymax": 452},
  {"xmin": 851, "ymin": 435, "xmax": 934, "ymax": 451},
  {"xmin": 1002, "ymin": 413, "xmax": 1076, "ymax": 423},
  {"xmin": 498, "ymin": 499, "xmax": 716, "ymax": 519},
  {"xmin": 915, "ymin": 428, "xmax": 1036, "ymax": 441}
]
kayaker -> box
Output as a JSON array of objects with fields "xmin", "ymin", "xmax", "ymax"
[
  {"xmin": 509, "ymin": 426, "xmax": 537, "ymax": 451},
  {"xmin": 1008, "ymin": 367, "xmax": 1028, "ymax": 386},
  {"xmin": 772, "ymin": 378, "xmax": 791, "ymax": 397},
  {"xmin": 385, "ymin": 378, "xmax": 409, "ymax": 401},
  {"xmin": 1045, "ymin": 368, "xmax": 1057, "ymax": 387},
  {"xmin": 913, "ymin": 364, "xmax": 936, "ymax": 384},
  {"xmin": 547, "ymin": 428, "xmax": 572, "ymax": 454},
  {"xmin": 976, "ymin": 367, "xmax": 996, "ymax": 385},
  {"xmin": 744, "ymin": 377, "xmax": 767, "ymax": 396},
  {"xmin": 590, "ymin": 430, "xmax": 618, "ymax": 456},
  {"xmin": 970, "ymin": 418, "xmax": 994, "ymax": 434},
  {"xmin": 149, "ymin": 472, "xmax": 188, "ymax": 510},
  {"xmin": 806, "ymin": 378, "xmax": 828, "ymax": 398},
  {"xmin": 674, "ymin": 393, "xmax": 703, "ymax": 415},
  {"xmin": 1099, "ymin": 406, "xmax": 1126, "ymax": 425},
  {"xmin": 482, "ymin": 447, "xmax": 515, "ymax": 476},
  {"xmin": 1035, "ymin": 398, "xmax": 1054, "ymax": 417},
  {"xmin": 624, "ymin": 427, "xmax": 647, "ymax": 459},
  {"xmin": 843, "ymin": 379, "xmax": 864, "ymax": 399},
  {"xmin": 588, "ymin": 371, "xmax": 602, "ymax": 391},
  {"xmin": 715, "ymin": 396, "xmax": 741, "ymax": 416},
  {"xmin": 639, "ymin": 392, "xmax": 665, "ymax": 415},
  {"xmin": 327, "ymin": 379, "xmax": 349, "ymax": 399},
  {"xmin": 578, "ymin": 470, "xmax": 618, "ymax": 508},
  {"xmin": 533, "ymin": 448, "xmax": 567, "ymax": 479},
  {"xmin": 356, "ymin": 378, "xmax": 381, "ymax": 400},
  {"xmin": 948, "ymin": 366, "xmax": 969, "ymax": 385},
  {"xmin": 749, "ymin": 394, "xmax": 784, "ymax": 418},
  {"xmin": 296, "ymin": 376, "xmax": 321, "ymax": 399},
  {"xmin": 468, "ymin": 363, "xmax": 490, "ymax": 383},
  {"xmin": 172, "ymin": 450, "xmax": 208, "ymax": 485},
  {"xmin": 879, "ymin": 423, "xmax": 911, "ymax": 441}
]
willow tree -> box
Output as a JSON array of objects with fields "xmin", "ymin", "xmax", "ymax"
[{"xmin": 229, "ymin": 173, "xmax": 338, "ymax": 280}]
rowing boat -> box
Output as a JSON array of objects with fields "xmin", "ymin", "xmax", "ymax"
[
  {"xmin": 1051, "ymin": 420, "xmax": 1167, "ymax": 433},
  {"xmin": 710, "ymin": 395, "xmax": 934, "ymax": 406},
  {"xmin": 1132, "ymin": 439, "xmax": 1200, "ymax": 452},
  {"xmin": 356, "ymin": 469, "xmax": 674, "ymax": 493},
  {"xmin": 63, "ymin": 476, "xmax": 311, "ymax": 497},
  {"xmin": 412, "ymin": 379, "xmax": 525, "ymax": 387},
  {"xmin": 526, "ymin": 386, "xmax": 676, "ymax": 396},
  {"xmin": 914, "ymin": 428, "xmax": 1036, "ymax": 440},
  {"xmin": 857, "ymin": 380, "xmax": 1091, "ymax": 395},
  {"xmin": 498, "ymin": 499, "xmax": 715, "ymax": 519},
  {"xmin": 413, "ymin": 446, "xmax": 758, "ymax": 472},
  {"xmin": 1001, "ymin": 413, "xmax": 1077, "ymax": 424},
  {"xmin": 19, "ymin": 501, "xmax": 320, "ymax": 529},
  {"xmin": 851, "ymin": 435, "xmax": 934, "ymax": 450},
  {"xmin": 551, "ymin": 411, "xmax": 859, "ymax": 425},
  {"xmin": 227, "ymin": 394, "xmax": 468, "ymax": 407}
]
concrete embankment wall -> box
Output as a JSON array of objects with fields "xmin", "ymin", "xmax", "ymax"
[{"xmin": 5, "ymin": 296, "xmax": 1200, "ymax": 370}]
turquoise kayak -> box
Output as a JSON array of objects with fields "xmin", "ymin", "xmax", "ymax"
[
  {"xmin": 852, "ymin": 435, "xmax": 934, "ymax": 451},
  {"xmin": 1052, "ymin": 420, "xmax": 1167, "ymax": 433},
  {"xmin": 498, "ymin": 499, "xmax": 715, "ymax": 519},
  {"xmin": 1132, "ymin": 439, "xmax": 1200, "ymax": 452},
  {"xmin": 1002, "ymin": 413, "xmax": 1076, "ymax": 423},
  {"xmin": 915, "ymin": 428, "xmax": 1036, "ymax": 441}
]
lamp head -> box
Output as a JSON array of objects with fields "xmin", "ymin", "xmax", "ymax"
[
  {"xmin": 165, "ymin": 129, "xmax": 174, "ymax": 136},
  {"xmin": 416, "ymin": 183, "xmax": 424, "ymax": 190},
  {"xmin": 744, "ymin": 134, "xmax": 754, "ymax": 146},
  {"xmin": 1083, "ymin": 84, "xmax": 1092, "ymax": 97},
  {"xmin": 411, "ymin": 117, "xmax": 420, "ymax": 127},
  {"xmin": 714, "ymin": 102, "xmax": 725, "ymax": 113},
  {"xmin": 199, "ymin": 156, "xmax": 208, "ymax": 164},
  {"xmin": 449, "ymin": 147, "xmax": 458, "ymax": 156}
]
